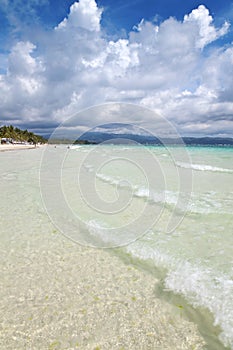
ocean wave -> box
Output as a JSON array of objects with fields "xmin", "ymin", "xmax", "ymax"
[
  {"xmin": 83, "ymin": 204, "xmax": 233, "ymax": 349},
  {"xmin": 125, "ymin": 241, "xmax": 233, "ymax": 349},
  {"xmin": 86, "ymin": 219, "xmax": 115, "ymax": 244},
  {"xmin": 165, "ymin": 264, "xmax": 233, "ymax": 349},
  {"xmin": 96, "ymin": 173, "xmax": 178, "ymax": 204},
  {"xmin": 96, "ymin": 173, "xmax": 232, "ymax": 214},
  {"xmin": 176, "ymin": 161, "xmax": 233, "ymax": 173},
  {"xmin": 85, "ymin": 219, "xmax": 139, "ymax": 247},
  {"xmin": 96, "ymin": 173, "xmax": 129, "ymax": 187},
  {"xmin": 84, "ymin": 217, "xmax": 233, "ymax": 349},
  {"xmin": 68, "ymin": 145, "xmax": 82, "ymax": 149}
]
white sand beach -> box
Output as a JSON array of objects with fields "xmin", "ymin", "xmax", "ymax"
[{"xmin": 0, "ymin": 144, "xmax": 38, "ymax": 152}]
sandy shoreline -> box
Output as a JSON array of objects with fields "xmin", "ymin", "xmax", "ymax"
[
  {"xmin": 0, "ymin": 144, "xmax": 45, "ymax": 152},
  {"xmin": 0, "ymin": 147, "xmax": 206, "ymax": 349}
]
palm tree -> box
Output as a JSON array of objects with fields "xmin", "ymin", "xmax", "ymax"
[{"xmin": 0, "ymin": 124, "xmax": 47, "ymax": 144}]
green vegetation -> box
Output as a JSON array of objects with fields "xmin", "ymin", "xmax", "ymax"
[
  {"xmin": 0, "ymin": 124, "xmax": 47, "ymax": 144},
  {"xmin": 74, "ymin": 139, "xmax": 96, "ymax": 145}
]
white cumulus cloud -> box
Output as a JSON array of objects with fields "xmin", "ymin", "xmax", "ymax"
[
  {"xmin": 184, "ymin": 5, "xmax": 230, "ymax": 49},
  {"xmin": 0, "ymin": 1, "xmax": 232, "ymax": 137},
  {"xmin": 56, "ymin": 0, "xmax": 102, "ymax": 32}
]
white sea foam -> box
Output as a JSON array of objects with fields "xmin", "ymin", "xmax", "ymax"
[
  {"xmin": 96, "ymin": 173, "xmax": 178, "ymax": 205},
  {"xmin": 165, "ymin": 264, "xmax": 233, "ymax": 349},
  {"xmin": 85, "ymin": 215, "xmax": 233, "ymax": 348},
  {"xmin": 85, "ymin": 219, "xmax": 134, "ymax": 246},
  {"xmin": 96, "ymin": 173, "xmax": 123, "ymax": 186},
  {"xmin": 68, "ymin": 144, "xmax": 90, "ymax": 152},
  {"xmin": 86, "ymin": 219, "xmax": 112, "ymax": 243},
  {"xmin": 96, "ymin": 173, "xmax": 137, "ymax": 189},
  {"xmin": 125, "ymin": 241, "xmax": 233, "ymax": 349},
  {"xmin": 68, "ymin": 145, "xmax": 82, "ymax": 150},
  {"xmin": 176, "ymin": 161, "xmax": 233, "ymax": 173},
  {"xmin": 134, "ymin": 187, "xmax": 178, "ymax": 206},
  {"xmin": 96, "ymin": 173, "xmax": 232, "ymax": 214},
  {"xmin": 83, "ymin": 164, "xmax": 94, "ymax": 172}
]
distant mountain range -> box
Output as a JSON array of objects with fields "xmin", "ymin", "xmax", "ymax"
[{"xmin": 73, "ymin": 131, "xmax": 233, "ymax": 146}]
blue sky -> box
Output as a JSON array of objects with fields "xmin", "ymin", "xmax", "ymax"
[
  {"xmin": 1, "ymin": 1, "xmax": 232, "ymax": 43},
  {"xmin": 0, "ymin": 0, "xmax": 233, "ymax": 137},
  {"xmin": 99, "ymin": 0, "xmax": 233, "ymax": 34}
]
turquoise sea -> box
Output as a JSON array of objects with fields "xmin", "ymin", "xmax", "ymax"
[{"xmin": 40, "ymin": 144, "xmax": 233, "ymax": 349}]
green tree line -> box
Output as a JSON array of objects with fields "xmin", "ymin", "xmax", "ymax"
[{"xmin": 0, "ymin": 124, "xmax": 47, "ymax": 144}]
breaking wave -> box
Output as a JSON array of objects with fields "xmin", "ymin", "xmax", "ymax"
[{"xmin": 176, "ymin": 161, "xmax": 233, "ymax": 173}]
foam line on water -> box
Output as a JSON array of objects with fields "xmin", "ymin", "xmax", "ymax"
[
  {"xmin": 124, "ymin": 241, "xmax": 233, "ymax": 349},
  {"xmin": 96, "ymin": 172, "xmax": 233, "ymax": 214},
  {"xmin": 176, "ymin": 161, "xmax": 233, "ymax": 173},
  {"xmin": 84, "ymin": 217, "xmax": 233, "ymax": 349}
]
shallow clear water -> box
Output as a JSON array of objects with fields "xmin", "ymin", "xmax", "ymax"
[
  {"xmin": 1, "ymin": 144, "xmax": 233, "ymax": 349},
  {"xmin": 41, "ymin": 144, "xmax": 233, "ymax": 349}
]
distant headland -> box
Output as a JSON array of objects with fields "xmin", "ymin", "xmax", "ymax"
[
  {"xmin": 48, "ymin": 131, "xmax": 233, "ymax": 147},
  {"xmin": 2, "ymin": 124, "xmax": 232, "ymax": 147},
  {"xmin": 0, "ymin": 125, "xmax": 47, "ymax": 145}
]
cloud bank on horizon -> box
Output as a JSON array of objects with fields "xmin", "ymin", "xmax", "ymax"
[{"xmin": 0, "ymin": 0, "xmax": 233, "ymax": 137}]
